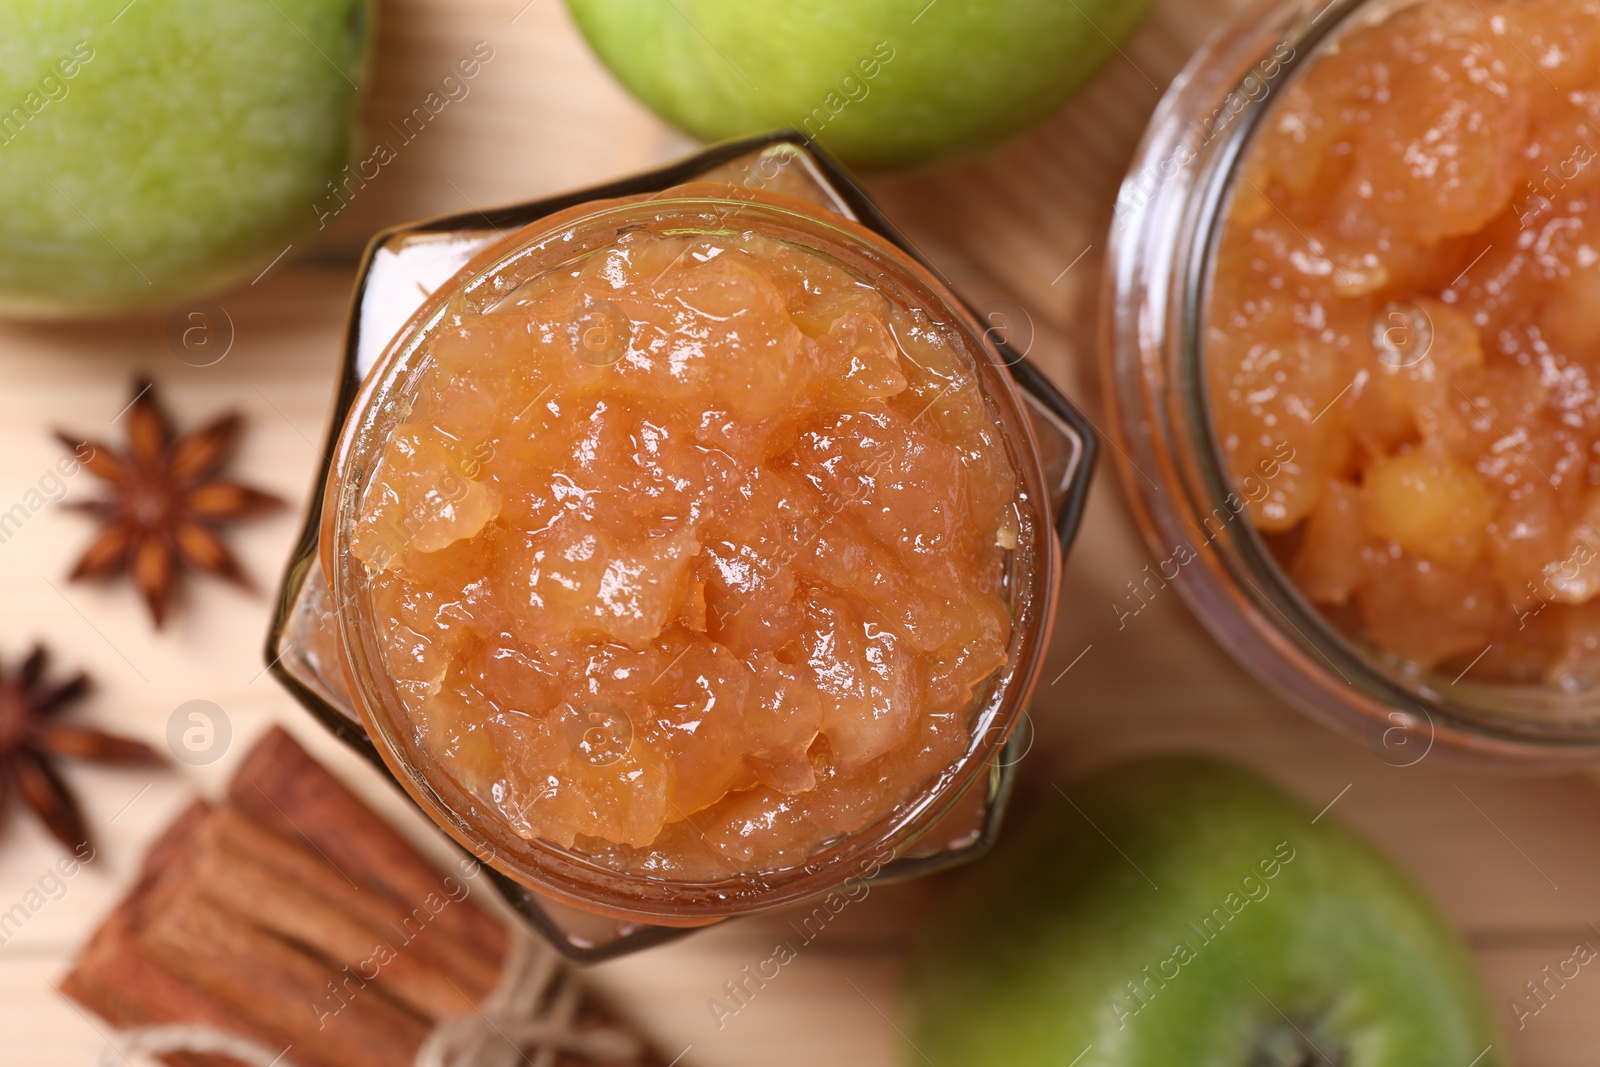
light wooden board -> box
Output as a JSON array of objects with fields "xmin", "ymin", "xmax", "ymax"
[{"xmin": 2, "ymin": 0, "xmax": 1598, "ymax": 1064}]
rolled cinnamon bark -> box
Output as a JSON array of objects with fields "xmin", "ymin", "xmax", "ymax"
[
  {"xmin": 59, "ymin": 728, "xmax": 668, "ymax": 1067},
  {"xmin": 192, "ymin": 809, "xmax": 489, "ymax": 1017},
  {"xmin": 225, "ymin": 728, "xmax": 506, "ymax": 965}
]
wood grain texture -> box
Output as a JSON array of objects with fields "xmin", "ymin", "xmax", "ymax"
[{"xmin": 0, "ymin": 0, "xmax": 1595, "ymax": 1064}]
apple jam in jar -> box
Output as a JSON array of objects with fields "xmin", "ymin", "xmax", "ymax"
[
  {"xmin": 317, "ymin": 170, "xmax": 1063, "ymax": 924},
  {"xmin": 1105, "ymin": 0, "xmax": 1600, "ymax": 761},
  {"xmin": 1207, "ymin": 0, "xmax": 1600, "ymax": 687}
]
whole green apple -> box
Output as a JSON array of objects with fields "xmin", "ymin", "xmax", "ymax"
[
  {"xmin": 564, "ymin": 0, "xmax": 1154, "ymax": 169},
  {"xmin": 904, "ymin": 757, "xmax": 1503, "ymax": 1067},
  {"xmin": 0, "ymin": 0, "xmax": 369, "ymax": 317}
]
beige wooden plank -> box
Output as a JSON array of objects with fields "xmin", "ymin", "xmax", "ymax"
[
  {"xmin": 0, "ymin": 954, "xmax": 132, "ymax": 1066},
  {"xmin": 591, "ymin": 928, "xmax": 906, "ymax": 1067},
  {"xmin": 318, "ymin": 0, "xmax": 694, "ymax": 254},
  {"xmin": 1480, "ymin": 944, "xmax": 1600, "ymax": 1065}
]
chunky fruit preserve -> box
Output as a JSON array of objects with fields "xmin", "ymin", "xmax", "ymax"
[
  {"xmin": 349, "ymin": 190, "xmax": 1019, "ymax": 879},
  {"xmin": 1208, "ymin": 0, "xmax": 1600, "ymax": 685}
]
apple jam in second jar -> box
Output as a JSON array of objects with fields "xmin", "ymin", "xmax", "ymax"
[
  {"xmin": 1207, "ymin": 0, "xmax": 1600, "ymax": 686},
  {"xmin": 349, "ymin": 206, "xmax": 1019, "ymax": 879}
]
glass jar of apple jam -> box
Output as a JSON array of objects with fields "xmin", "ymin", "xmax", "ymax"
[
  {"xmin": 1105, "ymin": 0, "xmax": 1600, "ymax": 764},
  {"xmin": 270, "ymin": 136, "xmax": 1094, "ymax": 959}
]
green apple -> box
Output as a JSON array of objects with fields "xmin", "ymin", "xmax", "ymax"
[
  {"xmin": 904, "ymin": 757, "xmax": 1503, "ymax": 1067},
  {"xmin": 0, "ymin": 0, "xmax": 370, "ymax": 317},
  {"xmin": 564, "ymin": 0, "xmax": 1154, "ymax": 169}
]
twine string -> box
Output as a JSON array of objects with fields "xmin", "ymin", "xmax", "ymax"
[
  {"xmin": 94, "ymin": 1024, "xmax": 291, "ymax": 1067},
  {"xmin": 416, "ymin": 925, "xmax": 642, "ymax": 1067}
]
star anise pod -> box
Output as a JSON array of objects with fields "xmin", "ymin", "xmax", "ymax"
[
  {"xmin": 57, "ymin": 379, "xmax": 286, "ymax": 628},
  {"xmin": 0, "ymin": 646, "xmax": 161, "ymax": 852}
]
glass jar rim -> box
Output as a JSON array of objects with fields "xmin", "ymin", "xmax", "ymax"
[{"xmin": 323, "ymin": 185, "xmax": 1062, "ymax": 920}]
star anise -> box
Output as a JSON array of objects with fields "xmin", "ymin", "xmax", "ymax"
[
  {"xmin": 57, "ymin": 379, "xmax": 286, "ymax": 628},
  {"xmin": 0, "ymin": 646, "xmax": 161, "ymax": 852}
]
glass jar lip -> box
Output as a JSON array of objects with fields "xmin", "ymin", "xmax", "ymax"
[
  {"xmin": 323, "ymin": 184, "xmax": 1062, "ymax": 920},
  {"xmin": 1103, "ymin": 0, "xmax": 1600, "ymax": 764}
]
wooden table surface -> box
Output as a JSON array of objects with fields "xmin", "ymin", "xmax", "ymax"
[{"xmin": 3, "ymin": 1, "xmax": 1598, "ymax": 1064}]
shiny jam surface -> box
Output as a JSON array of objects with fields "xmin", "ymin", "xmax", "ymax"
[
  {"xmin": 1208, "ymin": 0, "xmax": 1600, "ymax": 685},
  {"xmin": 350, "ymin": 210, "xmax": 1018, "ymax": 879}
]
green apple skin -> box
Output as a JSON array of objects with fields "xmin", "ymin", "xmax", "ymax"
[
  {"xmin": 564, "ymin": 0, "xmax": 1154, "ymax": 169},
  {"xmin": 0, "ymin": 0, "xmax": 370, "ymax": 317},
  {"xmin": 904, "ymin": 757, "xmax": 1504, "ymax": 1067}
]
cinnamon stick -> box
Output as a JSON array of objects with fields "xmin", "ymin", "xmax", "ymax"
[
  {"xmin": 191, "ymin": 813, "xmax": 481, "ymax": 1020},
  {"xmin": 60, "ymin": 727, "xmax": 669, "ymax": 1067},
  {"xmin": 58, "ymin": 802, "xmax": 240, "ymax": 1067},
  {"xmin": 225, "ymin": 727, "xmax": 506, "ymax": 965},
  {"xmin": 141, "ymin": 883, "xmax": 428, "ymax": 1067},
  {"xmin": 203, "ymin": 805, "xmax": 501, "ymax": 1002}
]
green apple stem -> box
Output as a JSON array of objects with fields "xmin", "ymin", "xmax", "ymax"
[{"xmin": 1250, "ymin": 1022, "xmax": 1346, "ymax": 1067}]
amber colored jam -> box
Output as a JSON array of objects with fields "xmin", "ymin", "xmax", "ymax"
[
  {"xmin": 1207, "ymin": 0, "xmax": 1600, "ymax": 685},
  {"xmin": 349, "ymin": 207, "xmax": 1018, "ymax": 878}
]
